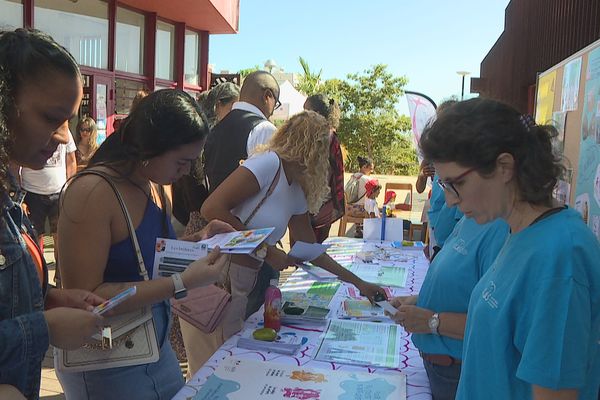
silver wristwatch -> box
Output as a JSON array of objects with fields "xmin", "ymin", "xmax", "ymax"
[
  {"xmin": 428, "ymin": 312, "xmax": 440, "ymax": 335},
  {"xmin": 171, "ymin": 273, "xmax": 187, "ymax": 300}
]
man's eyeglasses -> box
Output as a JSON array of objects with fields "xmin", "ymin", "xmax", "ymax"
[
  {"xmin": 268, "ymin": 89, "xmax": 281, "ymax": 110},
  {"xmin": 437, "ymin": 167, "xmax": 477, "ymax": 198}
]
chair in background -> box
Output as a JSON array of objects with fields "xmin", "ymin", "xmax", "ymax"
[
  {"xmin": 337, "ymin": 204, "xmax": 366, "ymax": 237},
  {"xmin": 385, "ymin": 183, "xmax": 413, "ymax": 211}
]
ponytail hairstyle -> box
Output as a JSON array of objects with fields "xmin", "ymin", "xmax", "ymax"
[
  {"xmin": 89, "ymin": 89, "xmax": 209, "ymax": 175},
  {"xmin": 420, "ymin": 97, "xmax": 564, "ymax": 206},
  {"xmin": 0, "ymin": 28, "xmax": 80, "ymax": 191},
  {"xmin": 305, "ymin": 93, "xmax": 341, "ymax": 130},
  {"xmin": 357, "ymin": 155, "xmax": 373, "ymax": 169}
]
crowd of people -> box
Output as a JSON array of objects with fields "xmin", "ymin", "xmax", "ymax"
[{"xmin": 1, "ymin": 27, "xmax": 599, "ymax": 400}]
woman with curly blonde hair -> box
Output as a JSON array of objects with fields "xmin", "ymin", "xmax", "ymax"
[{"xmin": 185, "ymin": 111, "xmax": 384, "ymax": 374}]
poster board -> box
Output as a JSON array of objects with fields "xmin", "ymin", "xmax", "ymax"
[{"xmin": 534, "ymin": 38, "xmax": 600, "ymax": 239}]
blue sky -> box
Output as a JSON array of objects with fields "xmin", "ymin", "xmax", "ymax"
[{"xmin": 209, "ymin": 0, "xmax": 510, "ymax": 115}]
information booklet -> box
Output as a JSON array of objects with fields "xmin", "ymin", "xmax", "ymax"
[
  {"xmin": 194, "ymin": 357, "xmax": 406, "ymax": 400},
  {"xmin": 153, "ymin": 238, "xmax": 208, "ymax": 278},
  {"xmin": 314, "ymin": 319, "xmax": 403, "ymax": 369},
  {"xmin": 198, "ymin": 227, "xmax": 275, "ymax": 254}
]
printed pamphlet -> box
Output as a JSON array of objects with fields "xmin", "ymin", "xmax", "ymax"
[{"xmin": 194, "ymin": 357, "xmax": 406, "ymax": 399}]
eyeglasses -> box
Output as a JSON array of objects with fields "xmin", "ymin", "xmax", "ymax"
[
  {"xmin": 437, "ymin": 167, "xmax": 477, "ymax": 198},
  {"xmin": 80, "ymin": 128, "xmax": 92, "ymax": 132},
  {"xmin": 267, "ymin": 89, "xmax": 281, "ymax": 110}
]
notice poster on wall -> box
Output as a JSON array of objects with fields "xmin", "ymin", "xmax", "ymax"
[
  {"xmin": 535, "ymin": 70, "xmax": 557, "ymax": 124},
  {"xmin": 575, "ymin": 46, "xmax": 600, "ymax": 240},
  {"xmin": 561, "ymin": 57, "xmax": 582, "ymax": 111},
  {"xmin": 551, "ymin": 111, "xmax": 568, "ymax": 154}
]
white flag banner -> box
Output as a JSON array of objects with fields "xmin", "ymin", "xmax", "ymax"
[{"xmin": 405, "ymin": 91, "xmax": 437, "ymax": 163}]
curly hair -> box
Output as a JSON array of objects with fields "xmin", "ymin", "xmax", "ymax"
[
  {"xmin": 0, "ymin": 29, "xmax": 80, "ymax": 191},
  {"xmin": 258, "ymin": 111, "xmax": 331, "ymax": 213},
  {"xmin": 420, "ymin": 97, "xmax": 565, "ymax": 206}
]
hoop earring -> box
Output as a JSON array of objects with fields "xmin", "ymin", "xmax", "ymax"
[{"xmin": 142, "ymin": 160, "xmax": 149, "ymax": 168}]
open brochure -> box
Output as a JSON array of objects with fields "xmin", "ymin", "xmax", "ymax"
[
  {"xmin": 198, "ymin": 227, "xmax": 275, "ymax": 254},
  {"xmin": 152, "ymin": 228, "xmax": 274, "ymax": 278},
  {"xmin": 194, "ymin": 357, "xmax": 406, "ymax": 400}
]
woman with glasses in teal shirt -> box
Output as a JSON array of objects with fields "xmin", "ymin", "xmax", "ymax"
[
  {"xmin": 389, "ymin": 214, "xmax": 508, "ymax": 399},
  {"xmin": 420, "ymin": 97, "xmax": 600, "ymax": 400}
]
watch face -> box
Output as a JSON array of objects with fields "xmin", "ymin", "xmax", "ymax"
[{"xmin": 428, "ymin": 314, "xmax": 439, "ymax": 330}]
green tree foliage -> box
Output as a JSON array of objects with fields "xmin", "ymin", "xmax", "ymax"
[
  {"xmin": 296, "ymin": 56, "xmax": 323, "ymax": 95},
  {"xmin": 330, "ymin": 65, "xmax": 418, "ymax": 175},
  {"xmin": 238, "ymin": 65, "xmax": 261, "ymax": 79}
]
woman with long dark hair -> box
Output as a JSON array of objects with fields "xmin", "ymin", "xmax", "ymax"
[{"xmin": 57, "ymin": 89, "xmax": 239, "ymax": 399}]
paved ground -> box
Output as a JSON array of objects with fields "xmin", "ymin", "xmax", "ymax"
[{"xmin": 39, "ymin": 174, "xmax": 428, "ymax": 398}]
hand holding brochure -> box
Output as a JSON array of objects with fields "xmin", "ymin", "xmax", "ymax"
[{"xmin": 198, "ymin": 227, "xmax": 275, "ymax": 254}]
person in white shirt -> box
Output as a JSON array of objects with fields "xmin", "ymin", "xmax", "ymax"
[
  {"xmin": 180, "ymin": 111, "xmax": 385, "ymax": 375},
  {"xmin": 363, "ymin": 179, "xmax": 382, "ymax": 218},
  {"xmin": 21, "ymin": 129, "xmax": 76, "ymax": 282}
]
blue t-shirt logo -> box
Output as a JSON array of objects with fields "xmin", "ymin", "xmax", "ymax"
[{"xmin": 482, "ymin": 281, "xmax": 498, "ymax": 309}]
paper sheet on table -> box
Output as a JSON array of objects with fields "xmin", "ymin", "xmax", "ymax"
[
  {"xmin": 288, "ymin": 241, "xmax": 330, "ymax": 261},
  {"xmin": 348, "ymin": 263, "xmax": 408, "ymax": 287},
  {"xmin": 315, "ymin": 319, "xmax": 403, "ymax": 368},
  {"xmin": 363, "ymin": 218, "xmax": 404, "ymax": 241},
  {"xmin": 194, "ymin": 357, "xmax": 407, "ymax": 399}
]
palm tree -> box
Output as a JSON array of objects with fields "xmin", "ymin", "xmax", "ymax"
[{"xmin": 296, "ymin": 56, "xmax": 322, "ymax": 95}]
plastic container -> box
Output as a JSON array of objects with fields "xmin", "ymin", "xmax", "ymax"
[{"xmin": 264, "ymin": 279, "xmax": 282, "ymax": 331}]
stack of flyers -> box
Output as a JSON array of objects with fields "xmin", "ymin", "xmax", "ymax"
[
  {"xmin": 236, "ymin": 328, "xmax": 307, "ymax": 355},
  {"xmin": 198, "ymin": 227, "xmax": 275, "ymax": 254}
]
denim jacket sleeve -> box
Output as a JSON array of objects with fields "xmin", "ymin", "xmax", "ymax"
[{"xmin": 0, "ymin": 187, "xmax": 49, "ymax": 399}]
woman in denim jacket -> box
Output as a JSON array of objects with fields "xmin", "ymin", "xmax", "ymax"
[{"xmin": 0, "ymin": 29, "xmax": 104, "ymax": 399}]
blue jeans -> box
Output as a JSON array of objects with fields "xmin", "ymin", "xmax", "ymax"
[
  {"xmin": 56, "ymin": 302, "xmax": 184, "ymax": 400},
  {"xmin": 423, "ymin": 358, "xmax": 462, "ymax": 400}
]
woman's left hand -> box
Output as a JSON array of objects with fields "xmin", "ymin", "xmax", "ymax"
[
  {"xmin": 45, "ymin": 288, "xmax": 106, "ymax": 312},
  {"xmin": 356, "ymin": 280, "xmax": 386, "ymax": 303},
  {"xmin": 394, "ymin": 305, "xmax": 434, "ymax": 334},
  {"xmin": 180, "ymin": 219, "xmax": 236, "ymax": 242}
]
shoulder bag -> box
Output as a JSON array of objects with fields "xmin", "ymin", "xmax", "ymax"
[{"xmin": 56, "ymin": 170, "xmax": 160, "ymax": 372}]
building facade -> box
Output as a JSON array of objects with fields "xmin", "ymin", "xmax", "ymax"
[
  {"xmin": 471, "ymin": 0, "xmax": 600, "ymax": 114},
  {"xmin": 1, "ymin": 0, "xmax": 239, "ymax": 139}
]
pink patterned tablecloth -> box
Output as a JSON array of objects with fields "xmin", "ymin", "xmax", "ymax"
[{"xmin": 172, "ymin": 239, "xmax": 431, "ymax": 400}]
